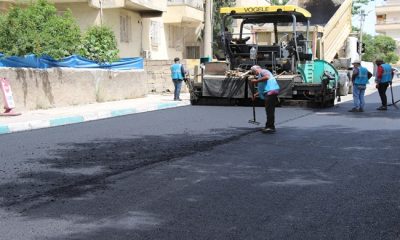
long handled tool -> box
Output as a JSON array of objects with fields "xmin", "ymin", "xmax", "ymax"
[
  {"xmin": 388, "ymin": 82, "xmax": 399, "ymax": 109},
  {"xmin": 248, "ymin": 80, "xmax": 260, "ymax": 125}
]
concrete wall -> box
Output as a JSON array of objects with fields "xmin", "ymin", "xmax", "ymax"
[
  {"xmin": 0, "ymin": 68, "xmax": 146, "ymax": 111},
  {"xmin": 145, "ymin": 60, "xmax": 196, "ymax": 93},
  {"xmin": 145, "ymin": 60, "xmax": 176, "ymax": 93},
  {"xmin": 0, "ymin": 59, "xmax": 203, "ymax": 111}
]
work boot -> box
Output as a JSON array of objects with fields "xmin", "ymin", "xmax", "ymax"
[
  {"xmin": 358, "ymin": 108, "xmax": 364, "ymax": 112},
  {"xmin": 348, "ymin": 108, "xmax": 359, "ymax": 112},
  {"xmin": 261, "ymin": 128, "xmax": 276, "ymax": 134},
  {"xmin": 376, "ymin": 106, "xmax": 387, "ymax": 110}
]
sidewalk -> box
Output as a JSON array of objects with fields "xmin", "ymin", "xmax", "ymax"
[{"xmin": 0, "ymin": 93, "xmax": 191, "ymax": 135}]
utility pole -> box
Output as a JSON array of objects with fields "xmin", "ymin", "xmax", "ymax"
[
  {"xmin": 99, "ymin": 0, "xmax": 103, "ymax": 26},
  {"xmin": 203, "ymin": 0, "xmax": 213, "ymax": 58},
  {"xmin": 359, "ymin": 9, "xmax": 366, "ymax": 61}
]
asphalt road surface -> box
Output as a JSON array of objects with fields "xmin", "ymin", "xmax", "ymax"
[{"xmin": 1, "ymin": 87, "xmax": 400, "ymax": 240}]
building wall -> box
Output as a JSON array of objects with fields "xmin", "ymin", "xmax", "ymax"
[
  {"xmin": 55, "ymin": 3, "xmax": 100, "ymax": 31},
  {"xmin": 56, "ymin": 3, "xmax": 143, "ymax": 58},
  {"xmin": 104, "ymin": 9, "xmax": 143, "ymax": 58},
  {"xmin": 166, "ymin": 25, "xmax": 184, "ymax": 60},
  {"xmin": 163, "ymin": 1, "xmax": 203, "ymax": 60},
  {"xmin": 1, "ymin": 0, "xmax": 198, "ymax": 61},
  {"xmin": 375, "ymin": 0, "xmax": 400, "ymax": 64},
  {"xmin": 0, "ymin": 68, "xmax": 146, "ymax": 110},
  {"xmin": 385, "ymin": 0, "xmax": 400, "ymax": 5},
  {"xmin": 140, "ymin": 21, "xmax": 201, "ymax": 61},
  {"xmin": 142, "ymin": 17, "xmax": 169, "ymax": 60},
  {"xmin": 385, "ymin": 29, "xmax": 400, "ymax": 41}
]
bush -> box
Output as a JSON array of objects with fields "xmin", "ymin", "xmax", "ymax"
[
  {"xmin": 362, "ymin": 34, "xmax": 399, "ymax": 64},
  {"xmin": 0, "ymin": 0, "xmax": 81, "ymax": 59},
  {"xmin": 79, "ymin": 26, "xmax": 119, "ymax": 63}
]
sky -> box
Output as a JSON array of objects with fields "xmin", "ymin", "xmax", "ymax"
[{"xmin": 352, "ymin": 0, "xmax": 385, "ymax": 36}]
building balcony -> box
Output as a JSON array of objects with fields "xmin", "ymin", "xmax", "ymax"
[
  {"xmin": 163, "ymin": 0, "xmax": 204, "ymax": 27},
  {"xmin": 86, "ymin": 0, "xmax": 166, "ymax": 16},
  {"xmin": 167, "ymin": 0, "xmax": 203, "ymax": 10},
  {"xmin": 376, "ymin": 20, "xmax": 400, "ymax": 32},
  {"xmin": 376, "ymin": 4, "xmax": 400, "ymax": 14},
  {"xmin": 127, "ymin": 0, "xmax": 167, "ymax": 12}
]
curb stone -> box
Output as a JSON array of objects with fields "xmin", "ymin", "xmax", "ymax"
[{"xmin": 0, "ymin": 100, "xmax": 190, "ymax": 135}]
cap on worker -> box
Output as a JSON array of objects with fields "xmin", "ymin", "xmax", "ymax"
[
  {"xmin": 174, "ymin": 57, "xmax": 180, "ymax": 62},
  {"xmin": 375, "ymin": 59, "xmax": 383, "ymax": 63},
  {"xmin": 352, "ymin": 60, "xmax": 361, "ymax": 65},
  {"xmin": 251, "ymin": 65, "xmax": 260, "ymax": 72}
]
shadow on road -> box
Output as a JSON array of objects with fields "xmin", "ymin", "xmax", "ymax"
[{"xmin": 0, "ymin": 127, "xmax": 255, "ymax": 211}]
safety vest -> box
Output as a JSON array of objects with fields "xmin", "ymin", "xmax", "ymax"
[
  {"xmin": 171, "ymin": 63, "xmax": 183, "ymax": 80},
  {"xmin": 381, "ymin": 63, "xmax": 392, "ymax": 83},
  {"xmin": 354, "ymin": 66, "xmax": 369, "ymax": 85},
  {"xmin": 257, "ymin": 69, "xmax": 280, "ymax": 99}
]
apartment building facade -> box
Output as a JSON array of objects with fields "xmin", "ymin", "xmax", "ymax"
[
  {"xmin": 376, "ymin": 0, "xmax": 400, "ymax": 59},
  {"xmin": 0, "ymin": 0, "xmax": 204, "ymax": 60}
]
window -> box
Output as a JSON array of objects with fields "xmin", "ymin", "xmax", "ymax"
[
  {"xmin": 186, "ymin": 46, "xmax": 200, "ymax": 59},
  {"xmin": 120, "ymin": 15, "xmax": 131, "ymax": 43},
  {"xmin": 151, "ymin": 21, "xmax": 161, "ymax": 49}
]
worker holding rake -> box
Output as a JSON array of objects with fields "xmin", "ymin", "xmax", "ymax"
[{"xmin": 250, "ymin": 65, "xmax": 280, "ymax": 134}]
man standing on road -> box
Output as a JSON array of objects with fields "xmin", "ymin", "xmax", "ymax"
[
  {"xmin": 349, "ymin": 60, "xmax": 372, "ymax": 112},
  {"xmin": 250, "ymin": 65, "xmax": 280, "ymax": 134},
  {"xmin": 375, "ymin": 59, "xmax": 394, "ymax": 110},
  {"xmin": 170, "ymin": 57, "xmax": 187, "ymax": 101}
]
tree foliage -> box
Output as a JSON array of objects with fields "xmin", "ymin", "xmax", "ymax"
[
  {"xmin": 212, "ymin": 0, "xmax": 236, "ymax": 56},
  {"xmin": 79, "ymin": 26, "xmax": 119, "ymax": 63},
  {"xmin": 362, "ymin": 34, "xmax": 399, "ymax": 64},
  {"xmin": 0, "ymin": 0, "xmax": 81, "ymax": 59},
  {"xmin": 352, "ymin": 0, "xmax": 373, "ymax": 15},
  {"xmin": 0, "ymin": 0, "xmax": 120, "ymax": 62}
]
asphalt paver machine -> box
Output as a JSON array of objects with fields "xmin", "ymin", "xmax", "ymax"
[{"xmin": 188, "ymin": 5, "xmax": 340, "ymax": 107}]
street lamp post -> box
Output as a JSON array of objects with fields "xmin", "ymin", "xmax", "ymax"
[
  {"xmin": 359, "ymin": 9, "xmax": 365, "ymax": 61},
  {"xmin": 203, "ymin": 0, "xmax": 213, "ymax": 59}
]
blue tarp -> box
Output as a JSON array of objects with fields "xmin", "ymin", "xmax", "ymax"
[{"xmin": 0, "ymin": 54, "xmax": 143, "ymax": 70}]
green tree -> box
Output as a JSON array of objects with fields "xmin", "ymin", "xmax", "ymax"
[
  {"xmin": 0, "ymin": 0, "xmax": 81, "ymax": 59},
  {"xmin": 212, "ymin": 0, "xmax": 236, "ymax": 56},
  {"xmin": 352, "ymin": 0, "xmax": 373, "ymax": 15},
  {"xmin": 362, "ymin": 34, "xmax": 399, "ymax": 64},
  {"xmin": 79, "ymin": 26, "xmax": 119, "ymax": 63}
]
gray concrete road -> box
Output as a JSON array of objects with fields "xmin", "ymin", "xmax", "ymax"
[{"xmin": 1, "ymin": 86, "xmax": 400, "ymax": 240}]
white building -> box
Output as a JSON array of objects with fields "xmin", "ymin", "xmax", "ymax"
[
  {"xmin": 376, "ymin": 0, "xmax": 400, "ymax": 61},
  {"xmin": 0, "ymin": 0, "xmax": 204, "ymax": 60}
]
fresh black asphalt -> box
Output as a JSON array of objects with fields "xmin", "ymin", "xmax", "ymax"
[{"xmin": 0, "ymin": 87, "xmax": 399, "ymax": 240}]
